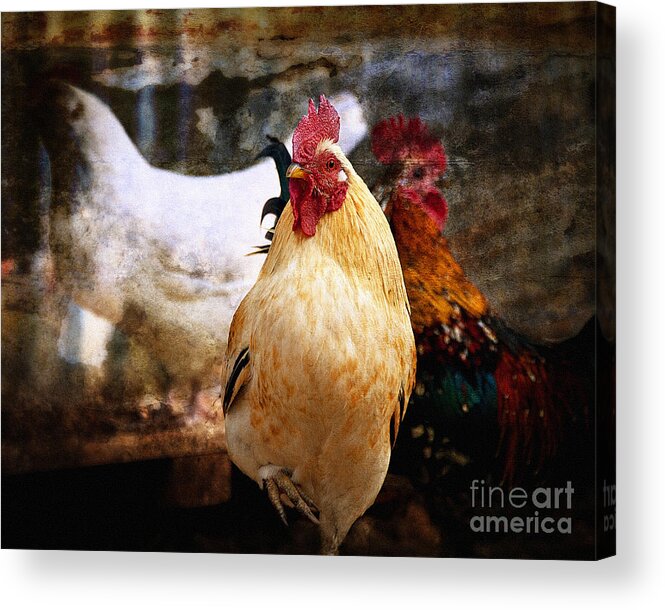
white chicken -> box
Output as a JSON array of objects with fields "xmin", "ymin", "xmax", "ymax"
[{"xmin": 38, "ymin": 82, "xmax": 367, "ymax": 408}]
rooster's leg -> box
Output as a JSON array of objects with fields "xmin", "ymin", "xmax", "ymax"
[{"xmin": 258, "ymin": 465, "xmax": 319, "ymax": 526}]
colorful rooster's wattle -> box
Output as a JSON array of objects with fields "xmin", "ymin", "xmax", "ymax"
[{"xmin": 371, "ymin": 115, "xmax": 585, "ymax": 484}]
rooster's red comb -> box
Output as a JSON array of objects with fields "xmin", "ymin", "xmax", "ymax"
[
  {"xmin": 371, "ymin": 115, "xmax": 447, "ymax": 173},
  {"xmin": 292, "ymin": 95, "xmax": 340, "ymax": 163}
]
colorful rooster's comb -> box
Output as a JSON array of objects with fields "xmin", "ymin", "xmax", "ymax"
[{"xmin": 371, "ymin": 115, "xmax": 447, "ymax": 174}]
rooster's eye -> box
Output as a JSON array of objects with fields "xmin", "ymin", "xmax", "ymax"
[
  {"xmin": 412, "ymin": 167, "xmax": 424, "ymax": 179},
  {"xmin": 327, "ymin": 159, "xmax": 336, "ymax": 170}
]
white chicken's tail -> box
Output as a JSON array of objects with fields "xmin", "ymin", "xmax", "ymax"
[{"xmin": 38, "ymin": 81, "xmax": 148, "ymax": 191}]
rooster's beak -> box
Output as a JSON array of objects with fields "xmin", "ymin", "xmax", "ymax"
[{"xmin": 286, "ymin": 163, "xmax": 309, "ymax": 180}]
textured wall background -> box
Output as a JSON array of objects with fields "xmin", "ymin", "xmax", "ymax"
[
  {"xmin": 2, "ymin": 4, "xmax": 599, "ymax": 471},
  {"xmin": 3, "ymin": 4, "xmax": 597, "ymax": 339}
]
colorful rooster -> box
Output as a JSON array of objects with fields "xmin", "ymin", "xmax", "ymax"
[{"xmin": 371, "ymin": 115, "xmax": 586, "ymax": 484}]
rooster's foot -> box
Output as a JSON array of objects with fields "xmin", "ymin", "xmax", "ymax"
[{"xmin": 258, "ymin": 465, "xmax": 319, "ymax": 526}]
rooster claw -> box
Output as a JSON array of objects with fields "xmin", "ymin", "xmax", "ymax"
[{"xmin": 261, "ymin": 467, "xmax": 319, "ymax": 526}]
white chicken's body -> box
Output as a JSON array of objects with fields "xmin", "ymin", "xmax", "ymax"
[
  {"xmin": 40, "ymin": 83, "xmax": 368, "ymax": 393},
  {"xmin": 223, "ymin": 146, "xmax": 416, "ymax": 553}
]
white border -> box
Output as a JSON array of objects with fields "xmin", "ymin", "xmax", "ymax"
[{"xmin": 2, "ymin": 1, "xmax": 664, "ymax": 608}]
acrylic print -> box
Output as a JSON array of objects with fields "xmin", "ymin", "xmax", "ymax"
[{"xmin": 1, "ymin": 3, "xmax": 615, "ymax": 558}]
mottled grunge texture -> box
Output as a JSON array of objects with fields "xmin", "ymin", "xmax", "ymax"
[{"xmin": 1, "ymin": 3, "xmax": 612, "ymax": 557}]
